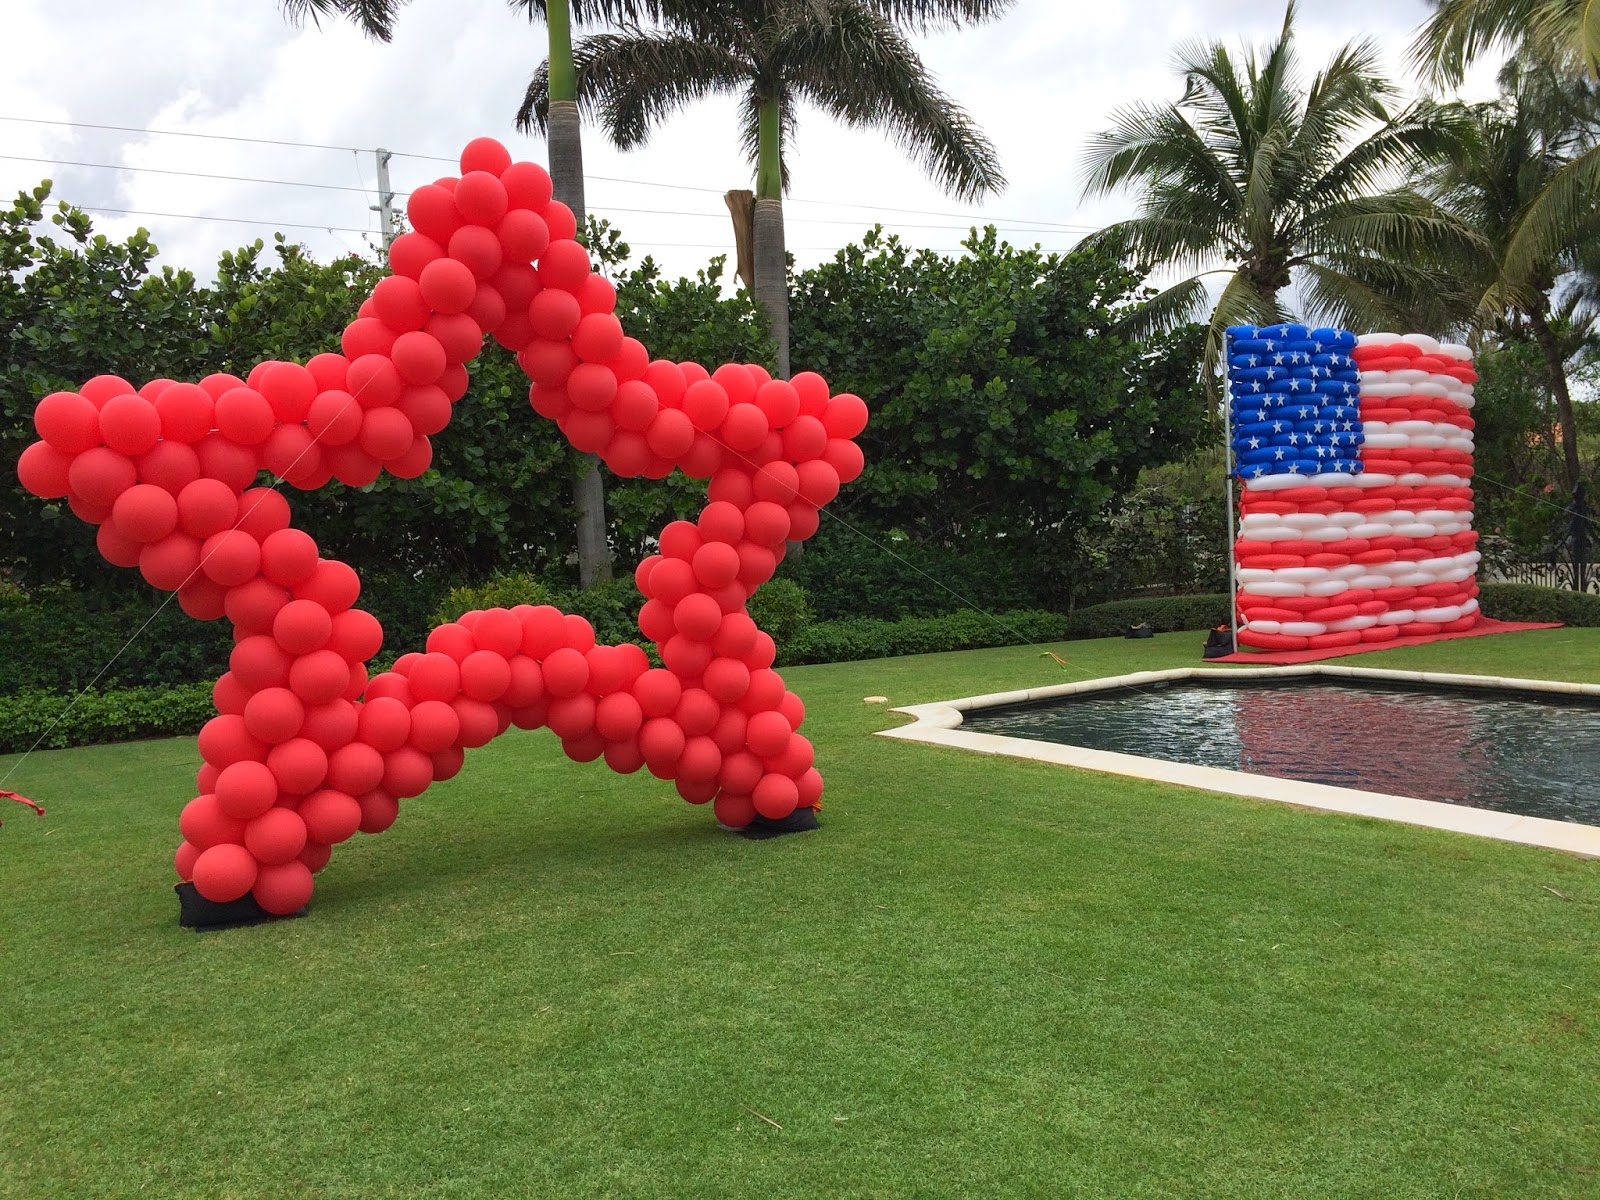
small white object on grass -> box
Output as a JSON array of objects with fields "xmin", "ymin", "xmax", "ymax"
[{"xmin": 864, "ymin": 696, "xmax": 888, "ymax": 704}]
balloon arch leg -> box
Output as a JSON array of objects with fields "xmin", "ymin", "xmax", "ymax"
[{"xmin": 16, "ymin": 138, "xmax": 868, "ymax": 928}]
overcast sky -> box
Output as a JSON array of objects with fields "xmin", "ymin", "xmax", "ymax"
[{"xmin": 1, "ymin": 0, "xmax": 1496, "ymax": 287}]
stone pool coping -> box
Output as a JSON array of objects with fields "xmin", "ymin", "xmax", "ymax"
[{"xmin": 880, "ymin": 665, "xmax": 1600, "ymax": 858}]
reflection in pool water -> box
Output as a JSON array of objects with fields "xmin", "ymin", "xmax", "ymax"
[{"xmin": 961, "ymin": 681, "xmax": 1600, "ymax": 826}]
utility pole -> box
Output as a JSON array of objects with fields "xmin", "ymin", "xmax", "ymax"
[{"xmin": 372, "ymin": 148, "xmax": 395, "ymax": 248}]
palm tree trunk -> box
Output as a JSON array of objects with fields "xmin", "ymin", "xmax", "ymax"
[
  {"xmin": 1527, "ymin": 306, "xmax": 1582, "ymax": 490},
  {"xmin": 752, "ymin": 96, "xmax": 790, "ymax": 379},
  {"xmin": 546, "ymin": 4, "xmax": 611, "ymax": 587}
]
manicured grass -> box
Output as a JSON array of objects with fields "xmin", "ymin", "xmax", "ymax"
[{"xmin": 1, "ymin": 628, "xmax": 1596, "ymax": 1198}]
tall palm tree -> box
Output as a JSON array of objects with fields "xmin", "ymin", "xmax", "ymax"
[
  {"xmin": 1423, "ymin": 69, "xmax": 1600, "ymax": 488},
  {"xmin": 516, "ymin": 0, "xmax": 1008, "ymax": 378},
  {"xmin": 511, "ymin": 3, "xmax": 681, "ymax": 587},
  {"xmin": 1079, "ymin": 2, "xmax": 1468, "ymax": 385},
  {"xmin": 1411, "ymin": 0, "xmax": 1600, "ymax": 86},
  {"xmin": 277, "ymin": 0, "xmax": 407, "ymax": 40}
]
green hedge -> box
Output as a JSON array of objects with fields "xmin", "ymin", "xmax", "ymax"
[
  {"xmin": 0, "ymin": 683, "xmax": 214, "ymax": 754},
  {"xmin": 782, "ymin": 609, "xmax": 1066, "ymax": 666},
  {"xmin": 1064, "ymin": 595, "xmax": 1231, "ymax": 640},
  {"xmin": 1477, "ymin": 582, "xmax": 1600, "ymax": 626}
]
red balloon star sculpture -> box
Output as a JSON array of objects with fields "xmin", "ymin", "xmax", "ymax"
[{"xmin": 14, "ymin": 138, "xmax": 867, "ymax": 918}]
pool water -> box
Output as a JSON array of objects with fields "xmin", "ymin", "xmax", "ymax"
[{"xmin": 962, "ymin": 680, "xmax": 1600, "ymax": 825}]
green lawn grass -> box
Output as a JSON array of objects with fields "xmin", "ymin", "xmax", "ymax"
[{"xmin": 1, "ymin": 628, "xmax": 1597, "ymax": 1198}]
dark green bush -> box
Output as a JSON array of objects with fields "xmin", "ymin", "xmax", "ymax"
[
  {"xmin": 782, "ymin": 609, "xmax": 1066, "ymax": 666},
  {"xmin": 431, "ymin": 575, "xmax": 560, "ymax": 627},
  {"xmin": 0, "ymin": 683, "xmax": 213, "ymax": 753},
  {"xmin": 1478, "ymin": 583, "xmax": 1600, "ymax": 627},
  {"xmin": 1064, "ymin": 595, "xmax": 1231, "ymax": 640},
  {"xmin": 749, "ymin": 579, "xmax": 812, "ymax": 646}
]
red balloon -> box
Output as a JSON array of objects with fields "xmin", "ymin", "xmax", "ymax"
[
  {"xmin": 273, "ymin": 598, "xmax": 333, "ymax": 655},
  {"xmin": 498, "ymin": 208, "xmax": 550, "ymax": 263},
  {"xmin": 391, "ymin": 331, "xmax": 447, "ymax": 385},
  {"xmin": 269, "ymin": 737, "xmax": 328, "ymax": 795},
  {"xmin": 753, "ymin": 772, "xmax": 800, "ymax": 819},
  {"xmin": 245, "ymin": 807, "xmax": 308, "ymax": 865},
  {"xmin": 410, "ymin": 652, "xmax": 463, "ymax": 702},
  {"xmin": 294, "ymin": 559, "xmax": 360, "ymax": 613},
  {"xmin": 823, "ymin": 393, "xmax": 869, "ymax": 438},
  {"xmin": 98, "ymin": 393, "xmax": 162, "ymax": 456},
  {"xmin": 328, "ymin": 608, "xmax": 383, "ymax": 662},
  {"xmin": 111, "ymin": 484, "xmax": 179, "ymax": 544},
  {"xmin": 454, "ymin": 169, "xmax": 510, "ymax": 226},
  {"xmin": 541, "ymin": 646, "xmax": 589, "ymax": 697},
  {"xmin": 703, "ymin": 657, "xmax": 751, "ymax": 702},
  {"xmin": 192, "ymin": 843, "xmax": 259, "ymax": 903},
  {"xmin": 546, "ymin": 693, "xmax": 597, "ymax": 740},
  {"xmin": 745, "ymin": 709, "xmax": 793, "ymax": 759},
  {"xmin": 501, "ymin": 160, "xmax": 553, "ymax": 210},
  {"xmin": 139, "ymin": 532, "xmax": 203, "ymax": 591},
  {"xmin": 567, "ymin": 363, "xmax": 618, "ymax": 412},
  {"xmin": 216, "ymin": 760, "xmax": 279, "ymax": 819},
  {"xmin": 683, "ymin": 381, "xmax": 730, "ymax": 432},
  {"xmin": 35, "ymin": 391, "xmax": 101, "ymax": 452},
  {"xmin": 200, "ymin": 528, "xmax": 261, "ymax": 586},
  {"xmin": 214, "ymin": 387, "xmax": 275, "ymax": 446},
  {"xmin": 357, "ymin": 695, "xmax": 411, "ymax": 752},
  {"xmin": 357, "ymin": 788, "xmax": 402, "ymax": 833},
  {"xmin": 383, "ymin": 746, "xmax": 435, "ymax": 798},
  {"xmin": 299, "ymin": 699, "xmax": 359, "ymax": 752},
  {"xmin": 677, "ymin": 736, "xmax": 722, "ymax": 783},
  {"xmin": 243, "ymin": 687, "xmax": 306, "ymax": 744},
  {"xmin": 645, "ymin": 408, "xmax": 695, "ymax": 458},
  {"xmin": 236, "ymin": 487, "xmax": 291, "ymax": 540},
  {"xmin": 307, "ymin": 390, "xmax": 363, "ymax": 445},
  {"xmin": 226, "ymin": 577, "xmax": 291, "ymax": 634},
  {"xmin": 372, "ymin": 275, "xmax": 431, "ymax": 332},
  {"xmin": 408, "ymin": 700, "xmax": 461, "ymax": 752},
  {"xmin": 288, "ymin": 649, "xmax": 350, "ymax": 705},
  {"xmin": 713, "ymin": 791, "xmax": 756, "ymax": 828},
  {"xmin": 212, "ymin": 672, "xmax": 252, "ymax": 716},
  {"xmin": 327, "ymin": 741, "xmax": 385, "ymax": 795},
  {"xmin": 448, "ymin": 224, "xmax": 504, "ymax": 281},
  {"xmin": 228, "ymin": 637, "xmax": 290, "ymax": 692},
  {"xmin": 407, "ymin": 183, "xmax": 462, "ymax": 243},
  {"xmin": 744, "ymin": 501, "xmax": 792, "ymax": 547},
  {"xmin": 673, "ymin": 592, "xmax": 723, "ymax": 641},
  {"xmin": 17, "ymin": 441, "xmax": 74, "ymax": 498},
  {"xmin": 633, "ymin": 668, "xmax": 682, "ymax": 718},
  {"xmin": 721, "ymin": 403, "xmax": 768, "ymax": 452},
  {"xmin": 389, "ymin": 231, "xmax": 443, "ymax": 280},
  {"xmin": 638, "ymin": 717, "xmax": 686, "ymax": 767},
  {"xmin": 180, "ymin": 793, "xmax": 248, "ymax": 849},
  {"xmin": 253, "ymin": 860, "xmax": 315, "ymax": 914},
  {"xmin": 260, "ymin": 528, "xmax": 320, "ymax": 587},
  {"xmin": 460, "ymin": 649, "xmax": 512, "ymax": 701},
  {"xmin": 174, "ymin": 841, "xmax": 200, "ymax": 880},
  {"xmin": 299, "ymin": 788, "xmax": 363, "ymax": 844},
  {"xmin": 69, "ymin": 447, "xmax": 138, "ymax": 507}
]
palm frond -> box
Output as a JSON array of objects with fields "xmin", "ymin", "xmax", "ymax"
[
  {"xmin": 785, "ymin": 3, "xmax": 1004, "ymax": 200},
  {"xmin": 526, "ymin": 31, "xmax": 751, "ymax": 147},
  {"xmin": 278, "ymin": 0, "xmax": 407, "ymax": 41}
]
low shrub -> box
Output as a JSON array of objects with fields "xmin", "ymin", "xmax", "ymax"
[
  {"xmin": 0, "ymin": 683, "xmax": 214, "ymax": 753},
  {"xmin": 431, "ymin": 575, "xmax": 560, "ymax": 627},
  {"xmin": 783, "ymin": 609, "xmax": 1065, "ymax": 666},
  {"xmin": 1478, "ymin": 583, "xmax": 1600, "ymax": 627},
  {"xmin": 1065, "ymin": 595, "xmax": 1231, "ymax": 640}
]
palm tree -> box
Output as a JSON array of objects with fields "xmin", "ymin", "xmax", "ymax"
[
  {"xmin": 1079, "ymin": 2, "xmax": 1469, "ymax": 384},
  {"xmin": 276, "ymin": 0, "xmax": 407, "ymax": 40},
  {"xmin": 1412, "ymin": 3, "xmax": 1600, "ymax": 342},
  {"xmin": 510, "ymin": 3, "xmax": 681, "ymax": 587},
  {"xmin": 516, "ymin": 0, "xmax": 1008, "ymax": 378},
  {"xmin": 1423, "ymin": 68, "xmax": 1600, "ymax": 488},
  {"xmin": 1411, "ymin": 0, "xmax": 1600, "ymax": 86}
]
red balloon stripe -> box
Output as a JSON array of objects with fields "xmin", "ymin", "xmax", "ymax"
[{"xmin": 15, "ymin": 137, "xmax": 867, "ymax": 916}]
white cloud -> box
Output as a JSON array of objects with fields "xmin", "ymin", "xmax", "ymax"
[{"xmin": 2, "ymin": 0, "xmax": 1471, "ymax": 289}]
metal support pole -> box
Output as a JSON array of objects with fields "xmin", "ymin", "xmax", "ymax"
[{"xmin": 372, "ymin": 148, "xmax": 395, "ymax": 249}]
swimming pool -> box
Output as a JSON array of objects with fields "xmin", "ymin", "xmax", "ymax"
[
  {"xmin": 880, "ymin": 666, "xmax": 1600, "ymax": 855},
  {"xmin": 961, "ymin": 678, "xmax": 1600, "ymax": 825}
]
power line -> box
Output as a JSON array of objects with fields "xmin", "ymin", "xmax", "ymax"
[
  {"xmin": 2, "ymin": 113, "xmax": 1102, "ymax": 234},
  {"xmin": 76, "ymin": 205, "xmax": 376, "ymax": 236},
  {"xmin": 0, "ymin": 153, "xmax": 378, "ymax": 197}
]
